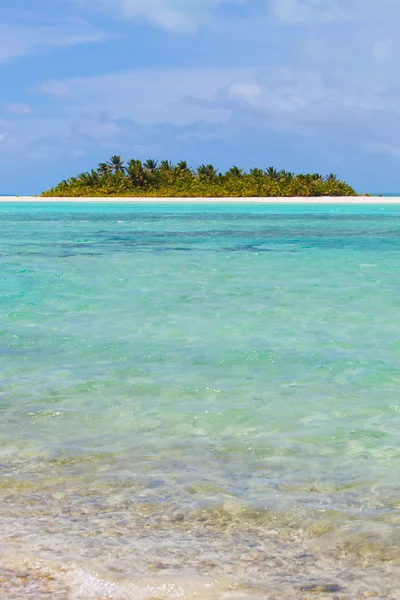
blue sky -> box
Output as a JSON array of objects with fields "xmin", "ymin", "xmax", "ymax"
[{"xmin": 0, "ymin": 0, "xmax": 399, "ymax": 194}]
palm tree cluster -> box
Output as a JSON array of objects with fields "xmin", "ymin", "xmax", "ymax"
[{"xmin": 42, "ymin": 156, "xmax": 357, "ymax": 197}]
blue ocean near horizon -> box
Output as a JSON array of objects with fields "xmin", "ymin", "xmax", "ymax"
[
  {"xmin": 375, "ymin": 193, "xmax": 400, "ymax": 197},
  {"xmin": 0, "ymin": 202, "xmax": 399, "ymax": 599}
]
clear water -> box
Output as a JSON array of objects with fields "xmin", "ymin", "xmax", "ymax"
[{"xmin": 0, "ymin": 202, "xmax": 399, "ymax": 599}]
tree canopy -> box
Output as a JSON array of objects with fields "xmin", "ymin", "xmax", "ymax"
[{"xmin": 42, "ymin": 157, "xmax": 357, "ymax": 197}]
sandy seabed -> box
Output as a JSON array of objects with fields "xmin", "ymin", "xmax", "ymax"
[
  {"xmin": 1, "ymin": 195, "xmax": 399, "ymax": 599},
  {"xmin": 1, "ymin": 196, "xmax": 400, "ymax": 203}
]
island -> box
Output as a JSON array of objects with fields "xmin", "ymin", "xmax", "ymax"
[{"xmin": 42, "ymin": 156, "xmax": 357, "ymax": 197}]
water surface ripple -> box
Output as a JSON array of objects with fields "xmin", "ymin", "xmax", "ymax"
[{"xmin": 0, "ymin": 203, "xmax": 399, "ymax": 599}]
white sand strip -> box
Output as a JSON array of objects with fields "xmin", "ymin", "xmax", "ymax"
[{"xmin": 0, "ymin": 196, "xmax": 400, "ymax": 203}]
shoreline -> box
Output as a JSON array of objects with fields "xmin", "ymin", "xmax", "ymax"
[{"xmin": 1, "ymin": 195, "xmax": 400, "ymax": 203}]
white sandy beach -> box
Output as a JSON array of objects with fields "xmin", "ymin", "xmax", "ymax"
[{"xmin": 1, "ymin": 196, "xmax": 400, "ymax": 203}]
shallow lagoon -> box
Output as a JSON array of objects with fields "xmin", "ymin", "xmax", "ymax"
[{"xmin": 0, "ymin": 202, "xmax": 399, "ymax": 598}]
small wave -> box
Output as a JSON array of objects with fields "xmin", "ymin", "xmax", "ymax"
[
  {"xmin": 0, "ymin": 553, "xmax": 232, "ymax": 600},
  {"xmin": 70, "ymin": 568, "xmax": 224, "ymax": 600}
]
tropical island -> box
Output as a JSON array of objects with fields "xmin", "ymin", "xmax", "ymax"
[{"xmin": 42, "ymin": 156, "xmax": 358, "ymax": 197}]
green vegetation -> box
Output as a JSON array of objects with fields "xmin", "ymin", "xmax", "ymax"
[{"xmin": 42, "ymin": 156, "xmax": 357, "ymax": 197}]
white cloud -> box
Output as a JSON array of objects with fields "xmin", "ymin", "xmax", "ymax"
[
  {"xmin": 227, "ymin": 82, "xmax": 262, "ymax": 106},
  {"xmin": 269, "ymin": 0, "xmax": 344, "ymax": 24},
  {"xmin": 40, "ymin": 82, "xmax": 71, "ymax": 97},
  {"xmin": 269, "ymin": 0, "xmax": 400, "ymax": 25},
  {"xmin": 82, "ymin": 0, "xmax": 249, "ymax": 32},
  {"xmin": 1, "ymin": 103, "xmax": 34, "ymax": 116},
  {"xmin": 362, "ymin": 141, "xmax": 400, "ymax": 158},
  {"xmin": 372, "ymin": 42, "xmax": 390, "ymax": 62},
  {"xmin": 34, "ymin": 65, "xmax": 396, "ymax": 138},
  {"xmin": 37, "ymin": 68, "xmax": 242, "ymax": 125},
  {"xmin": 0, "ymin": 21, "xmax": 110, "ymax": 62}
]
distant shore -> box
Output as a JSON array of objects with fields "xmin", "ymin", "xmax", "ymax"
[{"xmin": 1, "ymin": 196, "xmax": 400, "ymax": 204}]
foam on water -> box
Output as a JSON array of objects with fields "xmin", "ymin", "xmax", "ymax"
[{"xmin": 0, "ymin": 202, "xmax": 399, "ymax": 598}]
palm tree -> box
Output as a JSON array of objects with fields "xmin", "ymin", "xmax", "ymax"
[
  {"xmin": 144, "ymin": 159, "xmax": 158, "ymax": 174},
  {"xmin": 265, "ymin": 167, "xmax": 279, "ymax": 180},
  {"xmin": 325, "ymin": 173, "xmax": 338, "ymax": 182},
  {"xmin": 160, "ymin": 160, "xmax": 174, "ymax": 172},
  {"xmin": 279, "ymin": 169, "xmax": 294, "ymax": 182},
  {"xmin": 89, "ymin": 169, "xmax": 99, "ymax": 183},
  {"xmin": 197, "ymin": 164, "xmax": 218, "ymax": 180},
  {"xmin": 310, "ymin": 173, "xmax": 323, "ymax": 181},
  {"xmin": 107, "ymin": 155, "xmax": 125, "ymax": 174},
  {"xmin": 175, "ymin": 160, "xmax": 192, "ymax": 175},
  {"xmin": 127, "ymin": 159, "xmax": 146, "ymax": 186},
  {"xmin": 250, "ymin": 168, "xmax": 263, "ymax": 178},
  {"xmin": 77, "ymin": 171, "xmax": 98, "ymax": 186},
  {"xmin": 226, "ymin": 166, "xmax": 243, "ymax": 178},
  {"xmin": 97, "ymin": 162, "xmax": 111, "ymax": 175}
]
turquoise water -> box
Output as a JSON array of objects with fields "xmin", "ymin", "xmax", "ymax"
[{"xmin": 0, "ymin": 202, "xmax": 399, "ymax": 599}]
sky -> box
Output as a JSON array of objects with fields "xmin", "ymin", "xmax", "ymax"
[{"xmin": 0, "ymin": 0, "xmax": 399, "ymax": 194}]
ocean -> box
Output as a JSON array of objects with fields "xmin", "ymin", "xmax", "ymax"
[{"xmin": 0, "ymin": 202, "xmax": 399, "ymax": 599}]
